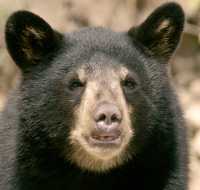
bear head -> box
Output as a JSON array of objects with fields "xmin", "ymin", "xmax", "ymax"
[{"xmin": 5, "ymin": 2, "xmax": 184, "ymax": 172}]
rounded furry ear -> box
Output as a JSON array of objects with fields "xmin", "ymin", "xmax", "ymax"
[
  {"xmin": 5, "ymin": 11, "xmax": 63, "ymax": 71},
  {"xmin": 128, "ymin": 2, "xmax": 185, "ymax": 62}
]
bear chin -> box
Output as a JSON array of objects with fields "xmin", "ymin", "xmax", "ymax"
[{"xmin": 67, "ymin": 131, "xmax": 133, "ymax": 172}]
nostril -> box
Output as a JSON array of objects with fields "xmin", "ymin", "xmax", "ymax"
[
  {"xmin": 97, "ymin": 113, "xmax": 106, "ymax": 122},
  {"xmin": 111, "ymin": 113, "xmax": 121, "ymax": 123}
]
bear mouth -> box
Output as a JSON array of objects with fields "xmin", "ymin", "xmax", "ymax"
[{"xmin": 86, "ymin": 130, "xmax": 122, "ymax": 148}]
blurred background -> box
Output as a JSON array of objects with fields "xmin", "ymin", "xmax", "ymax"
[{"xmin": 0, "ymin": 0, "xmax": 199, "ymax": 189}]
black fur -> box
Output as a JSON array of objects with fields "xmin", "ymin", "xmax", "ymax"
[{"xmin": 0, "ymin": 2, "xmax": 188, "ymax": 190}]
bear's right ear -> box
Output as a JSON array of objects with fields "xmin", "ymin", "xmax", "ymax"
[{"xmin": 5, "ymin": 11, "xmax": 63, "ymax": 72}]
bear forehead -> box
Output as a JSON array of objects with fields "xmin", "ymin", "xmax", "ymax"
[
  {"xmin": 64, "ymin": 27, "xmax": 138, "ymax": 54},
  {"xmin": 76, "ymin": 55, "xmax": 130, "ymax": 81},
  {"xmin": 55, "ymin": 49, "xmax": 141, "ymax": 78},
  {"xmin": 56, "ymin": 28, "xmax": 144, "ymax": 72}
]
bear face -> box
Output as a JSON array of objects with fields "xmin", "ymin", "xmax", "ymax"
[{"xmin": 5, "ymin": 2, "xmax": 185, "ymax": 174}]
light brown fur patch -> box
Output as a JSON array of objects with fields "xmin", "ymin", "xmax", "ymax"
[
  {"xmin": 149, "ymin": 20, "xmax": 175, "ymax": 58},
  {"xmin": 25, "ymin": 26, "xmax": 46, "ymax": 40},
  {"xmin": 156, "ymin": 19, "xmax": 171, "ymax": 33},
  {"xmin": 21, "ymin": 26, "xmax": 46, "ymax": 61}
]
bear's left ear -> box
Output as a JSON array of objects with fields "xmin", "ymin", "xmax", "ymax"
[
  {"xmin": 128, "ymin": 2, "xmax": 185, "ymax": 62},
  {"xmin": 5, "ymin": 11, "xmax": 63, "ymax": 71}
]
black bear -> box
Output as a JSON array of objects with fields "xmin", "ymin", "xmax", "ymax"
[{"xmin": 0, "ymin": 2, "xmax": 188, "ymax": 190}]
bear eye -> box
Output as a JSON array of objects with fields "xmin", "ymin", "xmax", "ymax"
[
  {"xmin": 68, "ymin": 79, "xmax": 85, "ymax": 91},
  {"xmin": 122, "ymin": 77, "xmax": 137, "ymax": 92}
]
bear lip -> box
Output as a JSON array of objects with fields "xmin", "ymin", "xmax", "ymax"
[
  {"xmin": 91, "ymin": 130, "xmax": 121, "ymax": 141},
  {"xmin": 86, "ymin": 130, "xmax": 122, "ymax": 147}
]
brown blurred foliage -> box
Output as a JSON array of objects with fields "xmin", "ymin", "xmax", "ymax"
[{"xmin": 0, "ymin": 1, "xmax": 200, "ymax": 189}]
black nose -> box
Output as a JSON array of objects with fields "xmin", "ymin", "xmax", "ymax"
[{"xmin": 94, "ymin": 103, "xmax": 122, "ymax": 131}]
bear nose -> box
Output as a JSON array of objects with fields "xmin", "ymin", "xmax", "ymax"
[{"xmin": 94, "ymin": 103, "xmax": 122, "ymax": 130}]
